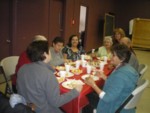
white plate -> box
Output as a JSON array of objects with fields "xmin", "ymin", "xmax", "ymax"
[
  {"xmin": 97, "ymin": 57, "xmax": 101, "ymax": 60},
  {"xmin": 56, "ymin": 66, "xmax": 65, "ymax": 71},
  {"xmin": 62, "ymin": 80, "xmax": 84, "ymax": 89},
  {"xmin": 57, "ymin": 71, "xmax": 74, "ymax": 77},
  {"xmin": 56, "ymin": 77, "xmax": 64, "ymax": 83},
  {"xmin": 71, "ymin": 68, "xmax": 83, "ymax": 75},
  {"xmin": 81, "ymin": 74, "xmax": 99, "ymax": 81},
  {"xmin": 84, "ymin": 55, "xmax": 91, "ymax": 60}
]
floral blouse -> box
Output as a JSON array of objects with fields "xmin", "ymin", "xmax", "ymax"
[{"xmin": 62, "ymin": 46, "xmax": 85, "ymax": 61}]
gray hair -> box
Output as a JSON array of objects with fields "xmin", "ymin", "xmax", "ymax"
[
  {"xmin": 103, "ymin": 36, "xmax": 113, "ymax": 44},
  {"xmin": 32, "ymin": 35, "xmax": 47, "ymax": 42}
]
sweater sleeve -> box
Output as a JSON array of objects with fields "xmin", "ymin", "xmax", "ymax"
[{"xmin": 45, "ymin": 72, "xmax": 79, "ymax": 107}]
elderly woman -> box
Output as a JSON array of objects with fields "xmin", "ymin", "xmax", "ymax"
[
  {"xmin": 85, "ymin": 44, "xmax": 138, "ymax": 113},
  {"xmin": 17, "ymin": 41, "xmax": 83, "ymax": 113},
  {"xmin": 62, "ymin": 35, "xmax": 85, "ymax": 61},
  {"xmin": 112, "ymin": 28, "xmax": 126, "ymax": 45},
  {"xmin": 97, "ymin": 36, "xmax": 113, "ymax": 60}
]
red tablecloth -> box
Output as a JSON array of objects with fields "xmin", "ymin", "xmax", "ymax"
[{"xmin": 59, "ymin": 64, "xmax": 112, "ymax": 113}]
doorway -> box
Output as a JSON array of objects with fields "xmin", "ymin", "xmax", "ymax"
[
  {"xmin": 79, "ymin": 5, "xmax": 87, "ymax": 48},
  {"xmin": 0, "ymin": 0, "xmax": 11, "ymax": 60},
  {"xmin": 49, "ymin": 0, "xmax": 64, "ymax": 40}
]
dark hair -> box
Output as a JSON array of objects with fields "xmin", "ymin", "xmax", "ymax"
[
  {"xmin": 26, "ymin": 41, "xmax": 49, "ymax": 62},
  {"xmin": 52, "ymin": 36, "xmax": 64, "ymax": 45},
  {"xmin": 67, "ymin": 35, "xmax": 80, "ymax": 48},
  {"xmin": 112, "ymin": 44, "xmax": 131, "ymax": 63}
]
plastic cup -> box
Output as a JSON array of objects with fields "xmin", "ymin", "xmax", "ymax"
[
  {"xmin": 99, "ymin": 62, "xmax": 105, "ymax": 71},
  {"xmin": 65, "ymin": 64, "xmax": 70, "ymax": 73},
  {"xmin": 76, "ymin": 61, "xmax": 80, "ymax": 69},
  {"xmin": 103, "ymin": 56, "xmax": 108, "ymax": 63},
  {"xmin": 87, "ymin": 65, "xmax": 92, "ymax": 74},
  {"xmin": 59, "ymin": 71, "xmax": 66, "ymax": 80},
  {"xmin": 82, "ymin": 60, "xmax": 87, "ymax": 67},
  {"xmin": 81, "ymin": 55, "xmax": 85, "ymax": 61},
  {"xmin": 92, "ymin": 49, "xmax": 95, "ymax": 53}
]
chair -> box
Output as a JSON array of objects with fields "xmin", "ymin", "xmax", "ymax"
[
  {"xmin": 0, "ymin": 66, "xmax": 13, "ymax": 96},
  {"xmin": 93, "ymin": 79, "xmax": 149, "ymax": 113},
  {"xmin": 137, "ymin": 64, "xmax": 148, "ymax": 85},
  {"xmin": 0, "ymin": 56, "xmax": 19, "ymax": 80},
  {"xmin": 115, "ymin": 79, "xmax": 149, "ymax": 113},
  {"xmin": 138, "ymin": 64, "xmax": 148, "ymax": 76}
]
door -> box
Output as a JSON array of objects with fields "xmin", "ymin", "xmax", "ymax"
[
  {"xmin": 49, "ymin": 0, "xmax": 64, "ymax": 39},
  {"xmin": 11, "ymin": 0, "xmax": 50, "ymax": 55},
  {"xmin": 0, "ymin": 0, "xmax": 11, "ymax": 60}
]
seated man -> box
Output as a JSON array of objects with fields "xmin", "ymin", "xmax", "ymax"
[
  {"xmin": 11, "ymin": 35, "xmax": 47, "ymax": 93},
  {"xmin": 120, "ymin": 37, "xmax": 139, "ymax": 72},
  {"xmin": 17, "ymin": 41, "xmax": 83, "ymax": 113},
  {"xmin": 49, "ymin": 37, "xmax": 65, "ymax": 67}
]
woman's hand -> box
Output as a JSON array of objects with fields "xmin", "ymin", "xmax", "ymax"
[
  {"xmin": 84, "ymin": 77, "xmax": 96, "ymax": 87},
  {"xmin": 107, "ymin": 64, "xmax": 115, "ymax": 70},
  {"xmin": 95, "ymin": 71, "xmax": 107, "ymax": 80},
  {"xmin": 84, "ymin": 77, "xmax": 102, "ymax": 95}
]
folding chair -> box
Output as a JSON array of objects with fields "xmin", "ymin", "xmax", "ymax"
[
  {"xmin": 0, "ymin": 66, "xmax": 13, "ymax": 96},
  {"xmin": 137, "ymin": 64, "xmax": 148, "ymax": 85},
  {"xmin": 115, "ymin": 79, "xmax": 149, "ymax": 113},
  {"xmin": 0, "ymin": 56, "xmax": 19, "ymax": 80},
  {"xmin": 138, "ymin": 64, "xmax": 148, "ymax": 76}
]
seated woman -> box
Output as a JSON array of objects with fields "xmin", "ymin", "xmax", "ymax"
[
  {"xmin": 96, "ymin": 36, "xmax": 113, "ymax": 60},
  {"xmin": 17, "ymin": 41, "xmax": 83, "ymax": 113},
  {"xmin": 62, "ymin": 35, "xmax": 85, "ymax": 61},
  {"xmin": 85, "ymin": 44, "xmax": 138, "ymax": 113},
  {"xmin": 112, "ymin": 28, "xmax": 125, "ymax": 45}
]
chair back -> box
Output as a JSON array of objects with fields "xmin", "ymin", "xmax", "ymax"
[
  {"xmin": 0, "ymin": 66, "xmax": 8, "ymax": 84},
  {"xmin": 137, "ymin": 64, "xmax": 148, "ymax": 85},
  {"xmin": 138, "ymin": 64, "xmax": 148, "ymax": 76},
  {"xmin": 115, "ymin": 79, "xmax": 149, "ymax": 113},
  {"xmin": 0, "ymin": 56, "xmax": 19, "ymax": 79},
  {"xmin": 124, "ymin": 79, "xmax": 149, "ymax": 109},
  {"xmin": 0, "ymin": 66, "xmax": 13, "ymax": 95}
]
